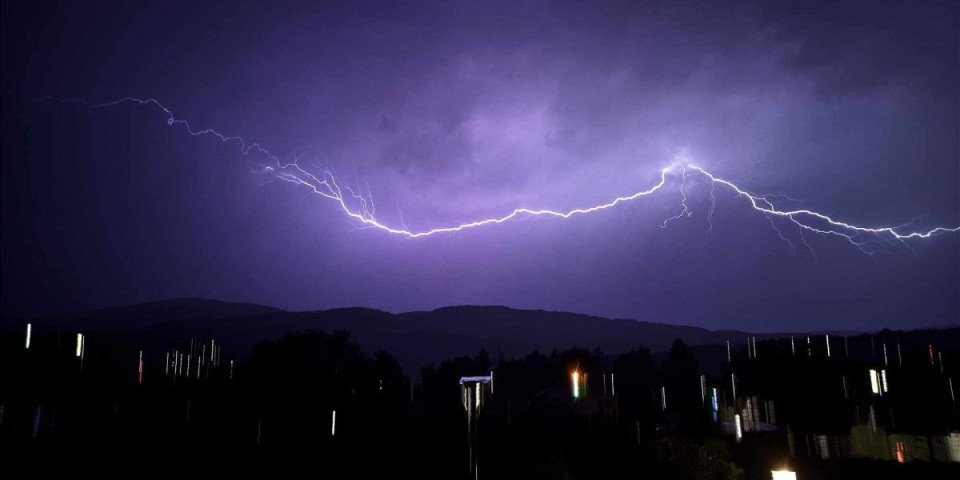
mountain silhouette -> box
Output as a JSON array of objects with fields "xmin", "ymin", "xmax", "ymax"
[{"xmin": 10, "ymin": 298, "xmax": 942, "ymax": 376}]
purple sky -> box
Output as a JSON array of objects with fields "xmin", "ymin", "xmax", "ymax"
[{"xmin": 2, "ymin": 0, "xmax": 958, "ymax": 332}]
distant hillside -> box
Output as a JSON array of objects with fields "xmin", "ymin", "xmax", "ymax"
[
  {"xmin": 34, "ymin": 298, "xmax": 284, "ymax": 331},
  {"xmin": 8, "ymin": 298, "xmax": 941, "ymax": 376}
]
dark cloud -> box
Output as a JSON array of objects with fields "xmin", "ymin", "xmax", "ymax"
[{"xmin": 763, "ymin": 0, "xmax": 958, "ymax": 98}]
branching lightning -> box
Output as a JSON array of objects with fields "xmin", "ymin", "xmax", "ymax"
[{"xmin": 50, "ymin": 96, "xmax": 960, "ymax": 249}]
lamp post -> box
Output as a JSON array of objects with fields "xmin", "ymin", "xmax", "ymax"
[{"xmin": 460, "ymin": 375, "xmax": 492, "ymax": 480}]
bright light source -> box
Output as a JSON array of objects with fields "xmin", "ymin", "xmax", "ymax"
[
  {"xmin": 75, "ymin": 333, "xmax": 83, "ymax": 357},
  {"xmin": 734, "ymin": 414, "xmax": 742, "ymax": 440},
  {"xmin": 475, "ymin": 384, "xmax": 480, "ymax": 408},
  {"xmin": 771, "ymin": 470, "xmax": 796, "ymax": 480},
  {"xmin": 331, "ymin": 410, "xmax": 336, "ymax": 436},
  {"xmin": 25, "ymin": 323, "xmax": 31, "ymax": 349},
  {"xmin": 572, "ymin": 371, "xmax": 580, "ymax": 398},
  {"xmin": 869, "ymin": 369, "xmax": 880, "ymax": 394},
  {"xmin": 880, "ymin": 369, "xmax": 888, "ymax": 393}
]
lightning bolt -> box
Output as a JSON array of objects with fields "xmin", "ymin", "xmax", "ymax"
[
  {"xmin": 47, "ymin": 96, "xmax": 960, "ymax": 248},
  {"xmin": 660, "ymin": 166, "xmax": 692, "ymax": 229},
  {"xmin": 686, "ymin": 165, "xmax": 959, "ymax": 245}
]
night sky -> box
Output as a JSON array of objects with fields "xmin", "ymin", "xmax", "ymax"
[{"xmin": 2, "ymin": 0, "xmax": 957, "ymax": 332}]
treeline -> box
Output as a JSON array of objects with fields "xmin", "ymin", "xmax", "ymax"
[{"xmin": 0, "ymin": 329, "xmax": 742, "ymax": 479}]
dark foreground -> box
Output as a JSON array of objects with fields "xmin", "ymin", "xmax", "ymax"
[{"xmin": 2, "ymin": 328, "xmax": 959, "ymax": 479}]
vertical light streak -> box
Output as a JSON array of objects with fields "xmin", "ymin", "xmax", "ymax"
[
  {"xmin": 731, "ymin": 373, "xmax": 737, "ymax": 403},
  {"xmin": 711, "ymin": 388, "xmax": 719, "ymax": 422},
  {"xmin": 700, "ymin": 374, "xmax": 707, "ymax": 405}
]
